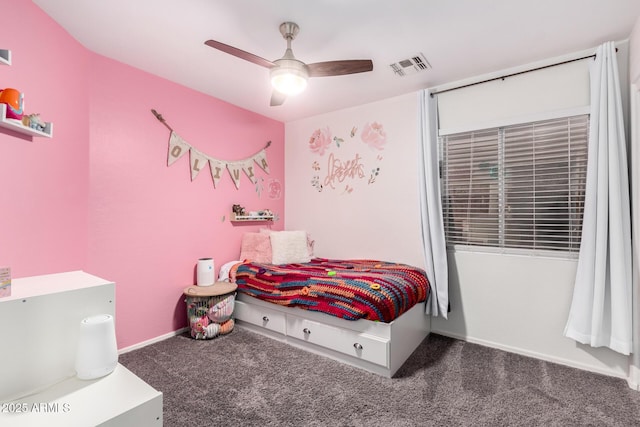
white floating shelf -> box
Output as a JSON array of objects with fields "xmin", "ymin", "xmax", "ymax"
[
  {"xmin": 0, "ymin": 103, "xmax": 53, "ymax": 138},
  {"xmin": 0, "ymin": 49, "xmax": 10, "ymax": 66},
  {"xmin": 230, "ymin": 213, "xmax": 274, "ymax": 222}
]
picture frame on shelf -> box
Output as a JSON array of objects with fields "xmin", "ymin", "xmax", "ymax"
[{"xmin": 0, "ymin": 49, "xmax": 10, "ymax": 66}]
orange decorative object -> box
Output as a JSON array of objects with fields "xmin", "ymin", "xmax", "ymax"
[{"xmin": 0, "ymin": 88, "xmax": 24, "ymax": 120}]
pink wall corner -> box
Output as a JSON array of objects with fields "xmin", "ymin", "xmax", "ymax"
[
  {"xmin": 86, "ymin": 54, "xmax": 284, "ymax": 348},
  {"xmin": 1, "ymin": 0, "xmax": 285, "ymax": 349},
  {"xmin": 0, "ymin": 1, "xmax": 90, "ymax": 277}
]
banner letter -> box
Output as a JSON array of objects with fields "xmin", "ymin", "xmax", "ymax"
[
  {"xmin": 168, "ymin": 132, "xmax": 190, "ymax": 166},
  {"xmin": 189, "ymin": 149, "xmax": 209, "ymax": 181}
]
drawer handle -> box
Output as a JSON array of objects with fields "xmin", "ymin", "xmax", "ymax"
[
  {"xmin": 353, "ymin": 343, "xmax": 363, "ymax": 350},
  {"xmin": 262, "ymin": 316, "xmax": 269, "ymax": 322},
  {"xmin": 303, "ymin": 328, "xmax": 311, "ymax": 335}
]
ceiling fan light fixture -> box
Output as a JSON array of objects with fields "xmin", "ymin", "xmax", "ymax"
[
  {"xmin": 205, "ymin": 21, "xmax": 373, "ymax": 105},
  {"xmin": 270, "ymin": 60, "xmax": 309, "ymax": 96},
  {"xmin": 271, "ymin": 70, "xmax": 307, "ymax": 96}
]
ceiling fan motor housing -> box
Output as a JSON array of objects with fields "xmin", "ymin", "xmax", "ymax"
[{"xmin": 279, "ymin": 22, "xmax": 300, "ymax": 40}]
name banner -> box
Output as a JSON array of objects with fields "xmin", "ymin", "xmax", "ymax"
[{"xmin": 167, "ymin": 131, "xmax": 270, "ymax": 190}]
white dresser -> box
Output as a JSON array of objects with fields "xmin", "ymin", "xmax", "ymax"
[{"xmin": 0, "ymin": 271, "xmax": 162, "ymax": 426}]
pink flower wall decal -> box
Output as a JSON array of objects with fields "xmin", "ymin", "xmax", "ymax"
[
  {"xmin": 267, "ymin": 179, "xmax": 282, "ymax": 199},
  {"xmin": 360, "ymin": 121, "xmax": 387, "ymax": 150},
  {"xmin": 309, "ymin": 127, "xmax": 332, "ymax": 155}
]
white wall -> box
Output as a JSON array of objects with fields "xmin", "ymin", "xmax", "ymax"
[
  {"xmin": 437, "ymin": 58, "xmax": 590, "ymax": 135},
  {"xmin": 285, "ymin": 46, "xmax": 632, "ymax": 379},
  {"xmin": 628, "ymin": 15, "xmax": 640, "ymax": 389},
  {"xmin": 631, "ymin": 15, "xmax": 640, "ymax": 85},
  {"xmin": 439, "ymin": 251, "xmax": 628, "ymax": 377},
  {"xmin": 285, "ymin": 92, "xmax": 425, "ymax": 268}
]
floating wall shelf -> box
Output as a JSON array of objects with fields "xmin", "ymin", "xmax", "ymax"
[
  {"xmin": 0, "ymin": 103, "xmax": 53, "ymax": 138},
  {"xmin": 0, "ymin": 50, "xmax": 10, "ymax": 66},
  {"xmin": 230, "ymin": 212, "xmax": 274, "ymax": 223}
]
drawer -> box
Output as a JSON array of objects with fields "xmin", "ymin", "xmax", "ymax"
[
  {"xmin": 286, "ymin": 316, "xmax": 389, "ymax": 367},
  {"xmin": 234, "ymin": 300, "xmax": 286, "ymax": 335}
]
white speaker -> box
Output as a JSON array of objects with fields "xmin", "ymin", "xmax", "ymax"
[
  {"xmin": 75, "ymin": 314, "xmax": 118, "ymax": 380},
  {"xmin": 197, "ymin": 258, "xmax": 215, "ymax": 286}
]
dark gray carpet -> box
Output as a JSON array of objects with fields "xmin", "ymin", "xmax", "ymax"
[{"xmin": 119, "ymin": 328, "xmax": 640, "ymax": 426}]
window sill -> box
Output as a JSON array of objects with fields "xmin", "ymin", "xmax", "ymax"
[{"xmin": 446, "ymin": 244, "xmax": 579, "ymax": 261}]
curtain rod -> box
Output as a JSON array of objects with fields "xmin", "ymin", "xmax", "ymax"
[{"xmin": 430, "ymin": 48, "xmax": 617, "ymax": 97}]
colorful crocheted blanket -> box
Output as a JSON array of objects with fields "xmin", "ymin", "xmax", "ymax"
[{"xmin": 234, "ymin": 258, "xmax": 429, "ymax": 323}]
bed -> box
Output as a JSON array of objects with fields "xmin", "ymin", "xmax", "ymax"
[
  {"xmin": 226, "ymin": 247, "xmax": 431, "ymax": 377},
  {"xmin": 234, "ymin": 258, "xmax": 428, "ymax": 322}
]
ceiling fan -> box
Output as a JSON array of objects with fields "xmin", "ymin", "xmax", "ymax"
[{"xmin": 204, "ymin": 22, "xmax": 373, "ymax": 106}]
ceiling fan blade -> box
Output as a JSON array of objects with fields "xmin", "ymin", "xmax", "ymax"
[
  {"xmin": 307, "ymin": 60, "xmax": 373, "ymax": 77},
  {"xmin": 270, "ymin": 91, "xmax": 287, "ymax": 107},
  {"xmin": 204, "ymin": 40, "xmax": 276, "ymax": 69}
]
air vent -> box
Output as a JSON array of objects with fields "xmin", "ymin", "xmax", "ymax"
[{"xmin": 389, "ymin": 53, "xmax": 431, "ymax": 77}]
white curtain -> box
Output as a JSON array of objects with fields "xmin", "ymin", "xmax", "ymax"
[
  {"xmin": 418, "ymin": 90, "xmax": 449, "ymax": 318},
  {"xmin": 564, "ymin": 42, "xmax": 633, "ymax": 355}
]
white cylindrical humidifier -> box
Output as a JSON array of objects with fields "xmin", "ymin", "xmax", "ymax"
[
  {"xmin": 75, "ymin": 314, "xmax": 118, "ymax": 380},
  {"xmin": 197, "ymin": 258, "xmax": 215, "ymax": 286}
]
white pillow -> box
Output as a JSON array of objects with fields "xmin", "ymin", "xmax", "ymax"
[
  {"xmin": 262, "ymin": 228, "xmax": 314, "ymax": 257},
  {"xmin": 218, "ymin": 260, "xmax": 241, "ymax": 282},
  {"xmin": 270, "ymin": 231, "xmax": 311, "ymax": 264}
]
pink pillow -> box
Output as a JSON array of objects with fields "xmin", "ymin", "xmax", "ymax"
[{"xmin": 239, "ymin": 233, "xmax": 272, "ymax": 263}]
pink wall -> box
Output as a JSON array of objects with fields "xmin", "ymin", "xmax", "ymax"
[
  {"xmin": 0, "ymin": 1, "xmax": 90, "ymax": 277},
  {"xmin": 87, "ymin": 55, "xmax": 284, "ymax": 348},
  {"xmin": 1, "ymin": 1, "xmax": 285, "ymax": 349}
]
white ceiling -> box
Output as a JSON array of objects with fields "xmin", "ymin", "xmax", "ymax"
[{"xmin": 33, "ymin": 0, "xmax": 640, "ymax": 123}]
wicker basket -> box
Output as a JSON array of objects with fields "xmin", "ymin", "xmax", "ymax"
[{"xmin": 184, "ymin": 287, "xmax": 236, "ymax": 340}]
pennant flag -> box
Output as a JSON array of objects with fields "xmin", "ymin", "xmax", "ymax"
[
  {"xmin": 242, "ymin": 159, "xmax": 258, "ymax": 184},
  {"xmin": 253, "ymin": 149, "xmax": 270, "ymax": 174},
  {"xmin": 168, "ymin": 132, "xmax": 191, "ymax": 166},
  {"xmin": 227, "ymin": 162, "xmax": 243, "ymax": 190},
  {"xmin": 209, "ymin": 159, "xmax": 226, "ymax": 188},
  {"xmin": 163, "ymin": 127, "xmax": 271, "ymax": 190},
  {"xmin": 189, "ymin": 149, "xmax": 209, "ymax": 181}
]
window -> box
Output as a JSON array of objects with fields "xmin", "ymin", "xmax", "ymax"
[{"xmin": 440, "ymin": 115, "xmax": 588, "ymax": 255}]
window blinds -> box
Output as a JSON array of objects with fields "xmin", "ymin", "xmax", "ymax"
[{"xmin": 440, "ymin": 115, "xmax": 589, "ymax": 254}]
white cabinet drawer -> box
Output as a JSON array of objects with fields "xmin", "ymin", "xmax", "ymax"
[
  {"xmin": 234, "ymin": 300, "xmax": 286, "ymax": 335},
  {"xmin": 286, "ymin": 316, "xmax": 389, "ymax": 367}
]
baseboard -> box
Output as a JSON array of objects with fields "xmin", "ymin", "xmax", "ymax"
[
  {"xmin": 628, "ymin": 365, "xmax": 640, "ymax": 390},
  {"xmin": 118, "ymin": 327, "xmax": 189, "ymax": 355},
  {"xmin": 432, "ymin": 329, "xmax": 628, "ymax": 381}
]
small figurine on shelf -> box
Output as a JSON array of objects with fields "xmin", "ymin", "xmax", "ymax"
[
  {"xmin": 232, "ymin": 204, "xmax": 246, "ymax": 216},
  {"xmin": 21, "ymin": 113, "xmax": 46, "ymax": 132},
  {"xmin": 260, "ymin": 209, "xmax": 273, "ymax": 217},
  {"xmin": 27, "ymin": 113, "xmax": 46, "ymax": 132}
]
